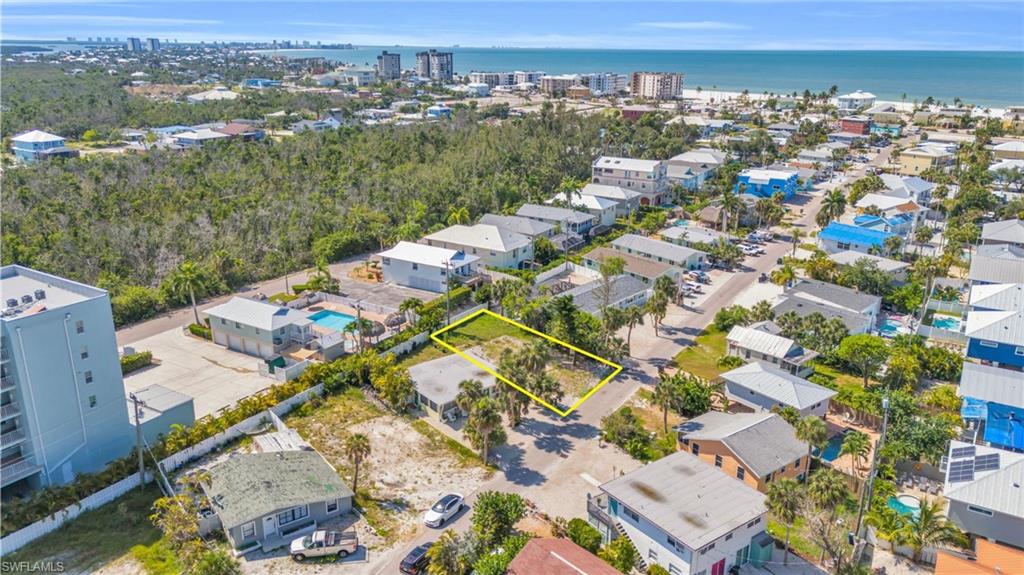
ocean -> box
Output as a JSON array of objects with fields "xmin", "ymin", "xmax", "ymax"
[{"xmin": 258, "ymin": 47, "xmax": 1023, "ymax": 107}]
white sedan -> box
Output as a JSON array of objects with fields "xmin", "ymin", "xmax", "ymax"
[{"xmin": 424, "ymin": 493, "xmax": 464, "ymax": 528}]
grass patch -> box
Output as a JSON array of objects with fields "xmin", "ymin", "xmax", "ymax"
[
  {"xmin": 130, "ymin": 538, "xmax": 183, "ymax": 575},
  {"xmin": 811, "ymin": 362, "xmax": 874, "ymax": 388},
  {"xmin": 671, "ymin": 329, "xmax": 728, "ymax": 380},
  {"xmin": 354, "ymin": 489, "xmax": 406, "ymax": 546},
  {"xmin": 409, "ymin": 419, "xmax": 495, "ymax": 473},
  {"xmin": 4, "ymin": 485, "xmax": 163, "ymax": 572},
  {"xmin": 268, "ymin": 292, "xmax": 299, "ymax": 304},
  {"xmin": 768, "ymin": 516, "xmax": 823, "ymax": 559}
]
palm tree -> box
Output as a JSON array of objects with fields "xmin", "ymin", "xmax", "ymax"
[
  {"xmin": 308, "ymin": 257, "xmax": 337, "ymax": 293},
  {"xmin": 344, "ymin": 433, "xmax": 371, "ymax": 496},
  {"xmin": 454, "ymin": 379, "xmax": 485, "ymax": 416},
  {"xmin": 770, "ymin": 264, "xmax": 797, "ymax": 287},
  {"xmin": 896, "ymin": 498, "xmax": 967, "ymax": 563},
  {"xmin": 816, "ymin": 188, "xmax": 847, "ymax": 228},
  {"xmin": 652, "ymin": 372, "xmax": 678, "ymax": 433},
  {"xmin": 465, "ymin": 396, "xmax": 503, "ymax": 463},
  {"xmin": 767, "ymin": 478, "xmax": 802, "ymax": 566},
  {"xmin": 398, "ymin": 297, "xmax": 423, "ymax": 325},
  {"xmin": 795, "ymin": 416, "xmax": 828, "ymax": 484},
  {"xmin": 645, "ymin": 292, "xmax": 669, "ymax": 337},
  {"xmin": 719, "ymin": 187, "xmax": 740, "ymax": 231},
  {"xmin": 446, "ymin": 206, "xmax": 470, "ymax": 226},
  {"xmin": 623, "ymin": 306, "xmax": 645, "ymax": 354},
  {"xmin": 653, "ymin": 274, "xmax": 678, "ymax": 303},
  {"xmin": 168, "ymin": 260, "xmax": 209, "ymax": 326},
  {"xmin": 789, "ymin": 226, "xmax": 803, "ymax": 257},
  {"xmin": 807, "ymin": 467, "xmax": 849, "ymax": 560},
  {"xmin": 425, "ymin": 529, "xmax": 468, "ymax": 575},
  {"xmin": 839, "ymin": 430, "xmax": 871, "ymax": 476}
]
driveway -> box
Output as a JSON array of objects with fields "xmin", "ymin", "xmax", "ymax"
[{"xmin": 123, "ymin": 328, "xmax": 272, "ymax": 418}]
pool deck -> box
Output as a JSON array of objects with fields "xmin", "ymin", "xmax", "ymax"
[{"xmin": 823, "ymin": 415, "xmax": 881, "ymax": 479}]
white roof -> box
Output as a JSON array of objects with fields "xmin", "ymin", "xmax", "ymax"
[
  {"xmin": 669, "ymin": 148, "xmax": 727, "ymax": 166},
  {"xmin": 944, "ymin": 440, "xmax": 1024, "ymax": 517},
  {"xmin": 547, "ymin": 192, "xmax": 618, "ymax": 211},
  {"xmin": 982, "ymin": 219, "xmax": 1024, "ymax": 244},
  {"xmin": 378, "ymin": 241, "xmax": 479, "ymax": 267},
  {"xmin": 959, "ymin": 362, "xmax": 1024, "ymax": 409},
  {"xmin": 827, "ymin": 251, "xmax": 910, "ymax": 273},
  {"xmin": 12, "ymin": 130, "xmax": 64, "ymax": 143},
  {"xmin": 739, "ymin": 168, "xmax": 796, "ymax": 183},
  {"xmin": 594, "ymin": 156, "xmax": 663, "ymax": 173},
  {"xmin": 839, "ymin": 90, "xmax": 876, "ymax": 100},
  {"xmin": 965, "ymin": 310, "xmax": 1024, "ymax": 346},
  {"xmin": 612, "ymin": 233, "xmax": 704, "ymax": 263},
  {"xmin": 175, "ymin": 128, "xmax": 230, "ymax": 141},
  {"xmin": 855, "ymin": 193, "xmax": 920, "ymax": 212},
  {"xmin": 721, "ymin": 361, "xmax": 836, "ymax": 410},
  {"xmin": 726, "ymin": 324, "xmax": 799, "ymax": 359},
  {"xmin": 424, "ymin": 224, "xmax": 531, "ymax": 253},
  {"xmin": 188, "ymin": 87, "xmax": 239, "ymax": 101},
  {"xmin": 904, "ymin": 146, "xmax": 952, "ymax": 158},
  {"xmin": 579, "ymin": 183, "xmax": 642, "ymax": 201},
  {"xmin": 969, "ymin": 283, "xmax": 1024, "ymax": 312},
  {"xmin": 994, "ymin": 141, "xmax": 1024, "ymax": 152},
  {"xmin": 203, "ymin": 297, "xmax": 312, "ymax": 331}
]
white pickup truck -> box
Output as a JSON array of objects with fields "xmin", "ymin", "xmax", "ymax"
[{"xmin": 290, "ymin": 530, "xmax": 358, "ymax": 561}]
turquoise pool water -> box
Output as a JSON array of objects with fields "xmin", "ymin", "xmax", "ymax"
[
  {"xmin": 674, "ymin": 219, "xmax": 690, "ymax": 227},
  {"xmin": 932, "ymin": 314, "xmax": 961, "ymax": 331},
  {"xmin": 815, "ymin": 434, "xmax": 845, "ymax": 462},
  {"xmin": 309, "ymin": 310, "xmax": 356, "ymax": 331},
  {"xmin": 888, "ymin": 495, "xmax": 921, "ymax": 517},
  {"xmin": 879, "ymin": 318, "xmax": 902, "ymax": 337}
]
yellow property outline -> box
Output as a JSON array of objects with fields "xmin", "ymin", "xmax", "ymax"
[{"xmin": 430, "ymin": 308, "xmax": 623, "ymax": 417}]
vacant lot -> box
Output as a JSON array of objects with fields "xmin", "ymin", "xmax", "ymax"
[{"xmin": 671, "ymin": 328, "xmax": 728, "ymax": 380}]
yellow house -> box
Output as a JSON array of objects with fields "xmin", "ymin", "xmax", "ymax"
[{"xmin": 899, "ymin": 145, "xmax": 954, "ymax": 175}]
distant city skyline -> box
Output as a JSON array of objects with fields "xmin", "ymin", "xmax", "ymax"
[{"xmin": 2, "ymin": 1, "xmax": 1023, "ymax": 52}]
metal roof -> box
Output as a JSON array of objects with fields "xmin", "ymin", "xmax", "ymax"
[
  {"xmin": 611, "ymin": 234, "xmax": 704, "ymax": 265},
  {"xmin": 676, "ymin": 412, "xmax": 808, "ymax": 478},
  {"xmin": 726, "ymin": 324, "xmax": 800, "ymax": 359},
  {"xmin": 668, "ymin": 148, "xmax": 727, "ymax": 166},
  {"xmin": 424, "ymin": 224, "xmax": 532, "ymax": 253},
  {"xmin": 600, "ymin": 450, "xmax": 766, "ymax": 550},
  {"xmin": 408, "ymin": 349, "xmax": 497, "ymax": 406},
  {"xmin": 546, "ymin": 193, "xmax": 618, "ymax": 212},
  {"xmin": 579, "ymin": 183, "xmax": 642, "ymax": 201},
  {"xmin": 479, "ymin": 214, "xmax": 555, "ymax": 238},
  {"xmin": 11, "ymin": 130, "xmax": 64, "ymax": 143},
  {"xmin": 818, "ymin": 222, "xmax": 895, "ymax": 247},
  {"xmin": 944, "ymin": 440, "xmax": 1024, "ymax": 517},
  {"xmin": 203, "ymin": 297, "xmax": 313, "ymax": 331},
  {"xmin": 378, "ymin": 241, "xmax": 479, "ymax": 267},
  {"xmin": 516, "ymin": 203, "xmax": 596, "ymax": 225},
  {"xmin": 969, "ymin": 283, "xmax": 1024, "ymax": 312},
  {"xmin": 970, "ymin": 244, "xmax": 1024, "ymax": 284},
  {"xmin": 982, "ymin": 219, "xmax": 1024, "ymax": 245},
  {"xmin": 593, "ymin": 156, "xmax": 663, "ymax": 173},
  {"xmin": 959, "ymin": 363, "xmax": 1024, "ymax": 409},
  {"xmin": 720, "ymin": 361, "xmax": 837, "ymax": 410},
  {"xmin": 828, "ymin": 251, "xmax": 910, "ymax": 273},
  {"xmin": 204, "ymin": 450, "xmax": 352, "ymax": 529},
  {"xmin": 965, "ymin": 310, "xmax": 1024, "ymax": 346}
]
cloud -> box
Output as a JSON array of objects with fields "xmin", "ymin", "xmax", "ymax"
[
  {"xmin": 2, "ymin": 14, "xmax": 221, "ymax": 25},
  {"xmin": 637, "ymin": 21, "xmax": 750, "ymax": 30}
]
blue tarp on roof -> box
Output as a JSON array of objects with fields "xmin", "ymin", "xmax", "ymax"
[
  {"xmin": 961, "ymin": 396, "xmax": 988, "ymax": 420},
  {"xmin": 819, "ymin": 222, "xmax": 895, "ymax": 247},
  {"xmin": 985, "ymin": 401, "xmax": 1024, "ymax": 450},
  {"xmin": 854, "ymin": 214, "xmax": 883, "ymax": 225}
]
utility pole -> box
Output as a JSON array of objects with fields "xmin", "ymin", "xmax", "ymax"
[
  {"xmin": 355, "ymin": 301, "xmax": 364, "ymax": 353},
  {"xmin": 129, "ymin": 393, "xmax": 146, "ymax": 489},
  {"xmin": 853, "ymin": 395, "xmax": 890, "ymax": 563}
]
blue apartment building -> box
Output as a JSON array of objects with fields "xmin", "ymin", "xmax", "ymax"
[
  {"xmin": 735, "ymin": 168, "xmax": 798, "ymax": 199},
  {"xmin": 10, "ymin": 130, "xmax": 78, "ymax": 164}
]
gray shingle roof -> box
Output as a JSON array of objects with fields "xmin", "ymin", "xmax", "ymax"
[
  {"xmin": 720, "ymin": 361, "xmax": 836, "ymax": 410},
  {"xmin": 516, "ymin": 203, "xmax": 595, "ymax": 226},
  {"xmin": 479, "ymin": 214, "xmax": 555, "ymax": 238},
  {"xmin": 676, "ymin": 412, "xmax": 808, "ymax": 478},
  {"xmin": 205, "ymin": 451, "xmax": 352, "ymax": 529},
  {"xmin": 408, "ymin": 350, "xmax": 497, "ymax": 406},
  {"xmin": 612, "ymin": 234, "xmax": 704, "ymax": 266},
  {"xmin": 600, "ymin": 450, "xmax": 765, "ymax": 549},
  {"xmin": 828, "ymin": 251, "xmax": 910, "ymax": 273},
  {"xmin": 579, "ymin": 183, "xmax": 642, "ymax": 202},
  {"xmin": 560, "ymin": 275, "xmax": 649, "ymax": 316},
  {"xmin": 785, "ymin": 279, "xmax": 881, "ymax": 314},
  {"xmin": 959, "ymin": 362, "xmax": 1024, "ymax": 408},
  {"xmin": 771, "ymin": 296, "xmax": 871, "ymax": 333}
]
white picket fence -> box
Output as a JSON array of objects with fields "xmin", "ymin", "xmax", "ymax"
[{"xmin": 0, "ymin": 383, "xmax": 324, "ymax": 555}]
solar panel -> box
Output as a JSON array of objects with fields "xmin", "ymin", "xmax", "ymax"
[
  {"xmin": 949, "ymin": 468, "xmax": 975, "ymax": 483},
  {"xmin": 974, "ymin": 453, "xmax": 1001, "ymax": 471},
  {"xmin": 951, "ymin": 446, "xmax": 976, "ymax": 459}
]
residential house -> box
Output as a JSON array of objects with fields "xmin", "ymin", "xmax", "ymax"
[
  {"xmin": 827, "ymin": 131, "xmax": 869, "ymax": 146},
  {"xmin": 725, "ymin": 321, "xmax": 819, "ymax": 377},
  {"xmin": 899, "ymin": 145, "xmax": 955, "ymax": 176},
  {"xmin": 426, "ymin": 104, "xmax": 452, "ymax": 119},
  {"xmin": 719, "ymin": 361, "xmax": 836, "ymax": 418},
  {"xmin": 583, "ymin": 247, "xmax": 682, "ymax": 285},
  {"xmin": 202, "ymin": 449, "xmax": 354, "ymax": 553},
  {"xmin": 561, "ymin": 275, "xmax": 650, "ymax": 317},
  {"xmin": 677, "ymin": 116, "xmax": 736, "ymax": 138},
  {"xmin": 241, "ymin": 78, "xmax": 281, "ymax": 89},
  {"xmin": 621, "ymin": 104, "xmax": 659, "ymax": 121},
  {"xmin": 587, "ymin": 450, "xmax": 769, "ymax": 575},
  {"xmin": 836, "ymin": 90, "xmax": 876, "ymax": 112},
  {"xmin": 342, "ymin": 67, "xmax": 375, "ymax": 87},
  {"xmin": 186, "ymin": 86, "xmax": 239, "ymax": 103},
  {"xmin": 424, "ymin": 224, "xmax": 534, "ymax": 269},
  {"xmin": 839, "ymin": 115, "xmax": 872, "ymax": 135},
  {"xmin": 378, "ymin": 241, "xmax": 480, "ymax": 293},
  {"xmin": 173, "ymin": 128, "xmax": 231, "ymax": 148},
  {"xmin": 968, "ymin": 244, "xmax": 1024, "ymax": 285},
  {"xmin": 676, "ymin": 412, "xmax": 810, "ymax": 490},
  {"xmin": 853, "ymin": 194, "xmax": 923, "ymax": 237},
  {"xmin": 993, "ymin": 140, "xmax": 1024, "ymax": 160},
  {"xmin": 771, "ymin": 278, "xmax": 881, "ymax": 334},
  {"xmin": 734, "ymin": 169, "xmax": 798, "ymax": 200},
  {"xmin": 659, "ymin": 226, "xmax": 731, "ymax": 250},
  {"xmin": 408, "ymin": 352, "xmax": 496, "ymax": 421},
  {"xmin": 878, "ymin": 174, "xmax": 935, "ymax": 204},
  {"xmin": 10, "ymin": 130, "xmax": 78, "ymax": 163},
  {"xmin": 611, "ymin": 234, "xmax": 706, "ymax": 271},
  {"xmin": 546, "ymin": 193, "xmax": 618, "ymax": 228},
  {"xmin": 591, "ymin": 156, "xmax": 668, "ymax": 206},
  {"xmin": 968, "ymin": 282, "xmax": 1024, "ymax": 312},
  {"xmin": 215, "ymin": 122, "xmax": 265, "ymax": 141},
  {"xmin": 865, "ymin": 103, "xmax": 902, "ymax": 124},
  {"xmin": 795, "ymin": 146, "xmax": 838, "ymax": 169},
  {"xmin": 203, "ymin": 297, "xmax": 314, "ymax": 359},
  {"xmin": 964, "ymin": 309, "xmax": 1024, "ymax": 370},
  {"xmin": 666, "ymin": 148, "xmax": 728, "ymax": 191},
  {"xmin": 827, "ymin": 251, "xmax": 910, "ymax": 283},
  {"xmin": 507, "ymin": 538, "xmax": 620, "ymax": 575},
  {"xmin": 0, "ymin": 266, "xmax": 133, "ymax": 493},
  {"xmin": 934, "ymin": 539, "xmax": 1024, "ymax": 575},
  {"xmin": 578, "ymin": 183, "xmax": 642, "ymax": 216},
  {"xmin": 943, "ymin": 441, "xmax": 1024, "ymax": 549},
  {"xmin": 516, "ymin": 204, "xmax": 598, "ymax": 235},
  {"xmin": 981, "ymin": 219, "xmax": 1024, "ymax": 247},
  {"xmin": 958, "ymin": 362, "xmax": 1023, "ymax": 451},
  {"xmin": 290, "ymin": 118, "xmax": 342, "ymax": 132},
  {"xmin": 478, "ymin": 214, "xmax": 556, "ymax": 240},
  {"xmin": 817, "ymin": 222, "xmax": 897, "ymax": 255}
]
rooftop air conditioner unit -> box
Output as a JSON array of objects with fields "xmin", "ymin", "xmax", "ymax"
[
  {"xmin": 5, "ymin": 299, "xmax": 18, "ymax": 309},
  {"xmin": 33, "ymin": 289, "xmax": 46, "ymax": 301},
  {"xmin": 19, "ymin": 295, "xmax": 33, "ymax": 305}
]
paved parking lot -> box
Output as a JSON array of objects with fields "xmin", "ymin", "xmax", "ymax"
[
  {"xmin": 123, "ymin": 328, "xmax": 272, "ymax": 418},
  {"xmin": 333, "ymin": 260, "xmax": 441, "ymax": 310}
]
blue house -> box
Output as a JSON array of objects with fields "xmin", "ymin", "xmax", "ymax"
[
  {"xmin": 427, "ymin": 104, "xmax": 452, "ymax": 118},
  {"xmin": 10, "ymin": 130, "xmax": 78, "ymax": 163},
  {"xmin": 959, "ymin": 362, "xmax": 1024, "ymax": 452},
  {"xmin": 965, "ymin": 310, "xmax": 1024, "ymax": 369},
  {"xmin": 853, "ymin": 213, "xmax": 915, "ymax": 237},
  {"xmin": 817, "ymin": 222, "xmax": 896, "ymax": 255},
  {"xmin": 241, "ymin": 78, "xmax": 281, "ymax": 89},
  {"xmin": 735, "ymin": 168, "xmax": 798, "ymax": 199}
]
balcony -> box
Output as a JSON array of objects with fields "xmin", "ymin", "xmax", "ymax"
[
  {"xmin": 0, "ymin": 427, "xmax": 26, "ymax": 448},
  {"xmin": 1, "ymin": 347, "xmax": 9, "ymax": 362},
  {"xmin": 0, "ymin": 457, "xmax": 43, "ymax": 487},
  {"xmin": 587, "ymin": 492, "xmax": 614, "ymax": 526},
  {"xmin": 0, "ymin": 374, "xmax": 13, "ymax": 391},
  {"xmin": 0, "ymin": 400, "xmax": 21, "ymax": 421}
]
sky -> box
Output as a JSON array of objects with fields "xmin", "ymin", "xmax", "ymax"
[{"xmin": 2, "ymin": 1, "xmax": 1023, "ymax": 51}]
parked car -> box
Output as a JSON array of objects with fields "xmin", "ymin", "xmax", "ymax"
[
  {"xmin": 290, "ymin": 530, "xmax": 358, "ymax": 561},
  {"xmin": 683, "ymin": 281, "xmax": 703, "ymax": 293},
  {"xmin": 756, "ymin": 230, "xmax": 775, "ymax": 241},
  {"xmin": 424, "ymin": 493, "xmax": 464, "ymax": 527},
  {"xmin": 686, "ymin": 270, "xmax": 709, "ymax": 284},
  {"xmin": 400, "ymin": 542, "xmax": 433, "ymax": 574},
  {"xmin": 745, "ymin": 233, "xmax": 763, "ymax": 244},
  {"xmin": 740, "ymin": 243, "xmax": 765, "ymax": 255}
]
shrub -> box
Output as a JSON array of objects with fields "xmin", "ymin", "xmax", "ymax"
[
  {"xmin": 567, "ymin": 518, "xmax": 602, "ymax": 553},
  {"xmin": 713, "ymin": 305, "xmax": 749, "ymax": 331},
  {"xmin": 111, "ymin": 285, "xmax": 165, "ymax": 326},
  {"xmin": 716, "ymin": 354, "xmax": 744, "ymax": 369},
  {"xmin": 188, "ymin": 323, "xmax": 212, "ymax": 340},
  {"xmin": 120, "ymin": 351, "xmax": 153, "ymax": 375}
]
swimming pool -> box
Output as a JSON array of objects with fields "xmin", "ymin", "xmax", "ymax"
[
  {"xmin": 931, "ymin": 314, "xmax": 962, "ymax": 331},
  {"xmin": 815, "ymin": 434, "xmax": 845, "ymax": 462},
  {"xmin": 308, "ymin": 309, "xmax": 356, "ymax": 332},
  {"xmin": 674, "ymin": 219, "xmax": 691, "ymax": 227},
  {"xmin": 888, "ymin": 494, "xmax": 921, "ymax": 517},
  {"xmin": 879, "ymin": 318, "xmax": 902, "ymax": 337}
]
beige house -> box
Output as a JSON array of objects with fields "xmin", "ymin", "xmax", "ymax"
[{"xmin": 899, "ymin": 146, "xmax": 954, "ymax": 175}]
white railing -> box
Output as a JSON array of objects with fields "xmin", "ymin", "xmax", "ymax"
[
  {"xmin": 0, "ymin": 383, "xmax": 324, "ymax": 555},
  {"xmin": 321, "ymin": 293, "xmax": 397, "ymax": 315},
  {"xmin": 916, "ymin": 324, "xmax": 968, "ymax": 345},
  {"xmin": 926, "ymin": 299, "xmax": 964, "ymax": 315},
  {"xmin": 0, "ymin": 428, "xmax": 26, "ymax": 448}
]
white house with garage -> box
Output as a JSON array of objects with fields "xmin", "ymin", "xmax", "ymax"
[
  {"xmin": 203, "ymin": 297, "xmax": 314, "ymax": 358},
  {"xmin": 423, "ymin": 224, "xmax": 533, "ymax": 269},
  {"xmin": 378, "ymin": 241, "xmax": 480, "ymax": 293}
]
